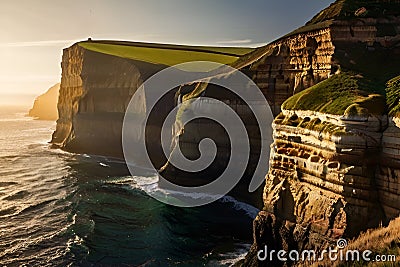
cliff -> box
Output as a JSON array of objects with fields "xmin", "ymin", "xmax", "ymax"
[
  {"xmin": 28, "ymin": 83, "xmax": 60, "ymax": 121},
  {"xmin": 51, "ymin": 41, "xmax": 252, "ymax": 160},
  {"xmin": 52, "ymin": 43, "xmax": 161, "ymax": 158},
  {"xmin": 242, "ymin": 78, "xmax": 400, "ymax": 266},
  {"xmin": 241, "ymin": 1, "xmax": 400, "ymax": 265}
]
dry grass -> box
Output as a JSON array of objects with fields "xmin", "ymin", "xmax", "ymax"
[{"xmin": 297, "ymin": 216, "xmax": 400, "ymax": 266}]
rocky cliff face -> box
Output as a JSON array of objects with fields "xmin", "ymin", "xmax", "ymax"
[
  {"xmin": 51, "ymin": 44, "xmax": 166, "ymax": 158},
  {"xmin": 29, "ymin": 83, "xmax": 60, "ymax": 121},
  {"xmin": 249, "ymin": 28, "xmax": 334, "ymax": 116},
  {"xmin": 242, "ymin": 108, "xmax": 400, "ymax": 266},
  {"xmin": 243, "ymin": 110, "xmax": 389, "ymax": 265},
  {"xmin": 379, "ymin": 75, "xmax": 400, "ymax": 220}
]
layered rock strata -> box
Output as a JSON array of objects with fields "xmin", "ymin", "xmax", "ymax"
[
  {"xmin": 378, "ymin": 116, "xmax": 400, "ymax": 219},
  {"xmin": 243, "ymin": 109, "xmax": 391, "ymax": 265},
  {"xmin": 242, "ymin": 81, "xmax": 400, "ymax": 266}
]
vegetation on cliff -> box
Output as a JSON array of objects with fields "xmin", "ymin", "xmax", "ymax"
[
  {"xmin": 282, "ymin": 72, "xmax": 387, "ymax": 116},
  {"xmin": 308, "ymin": 216, "xmax": 400, "ymax": 266},
  {"xmin": 79, "ymin": 41, "xmax": 254, "ymax": 71},
  {"xmin": 386, "ymin": 75, "xmax": 400, "ymax": 117}
]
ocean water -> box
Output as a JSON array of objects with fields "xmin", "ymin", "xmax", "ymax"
[{"xmin": 0, "ymin": 106, "xmax": 257, "ymax": 266}]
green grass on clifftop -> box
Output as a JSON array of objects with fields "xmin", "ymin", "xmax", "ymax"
[
  {"xmin": 282, "ymin": 72, "xmax": 387, "ymax": 116},
  {"xmin": 79, "ymin": 41, "xmax": 254, "ymax": 72}
]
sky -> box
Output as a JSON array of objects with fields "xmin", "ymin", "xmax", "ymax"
[{"xmin": 0, "ymin": 0, "xmax": 333, "ymax": 99}]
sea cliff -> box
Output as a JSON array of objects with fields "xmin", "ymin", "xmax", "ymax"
[
  {"xmin": 29, "ymin": 83, "xmax": 60, "ymax": 121},
  {"xmin": 51, "ymin": 43, "xmax": 166, "ymax": 158}
]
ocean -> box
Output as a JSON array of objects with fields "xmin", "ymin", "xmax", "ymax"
[{"xmin": 0, "ymin": 105, "xmax": 257, "ymax": 266}]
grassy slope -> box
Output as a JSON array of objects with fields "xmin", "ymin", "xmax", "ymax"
[
  {"xmin": 307, "ymin": 216, "xmax": 400, "ymax": 266},
  {"xmin": 282, "ymin": 72, "xmax": 387, "ymax": 116},
  {"xmin": 82, "ymin": 40, "xmax": 255, "ymax": 56},
  {"xmin": 79, "ymin": 41, "xmax": 254, "ymax": 71},
  {"xmin": 342, "ymin": 216, "xmax": 400, "ymax": 266}
]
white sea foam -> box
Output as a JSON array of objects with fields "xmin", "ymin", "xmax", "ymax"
[
  {"xmin": 99, "ymin": 162, "xmax": 110, "ymax": 167},
  {"xmin": 110, "ymin": 174, "xmax": 260, "ymax": 219},
  {"xmin": 207, "ymin": 243, "xmax": 252, "ymax": 267},
  {"xmin": 220, "ymin": 196, "xmax": 259, "ymax": 219}
]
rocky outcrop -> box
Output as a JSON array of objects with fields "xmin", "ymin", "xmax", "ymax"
[
  {"xmin": 28, "ymin": 83, "xmax": 60, "ymax": 121},
  {"xmin": 242, "ymin": 72, "xmax": 400, "ymax": 265},
  {"xmin": 243, "ymin": 109, "xmax": 390, "ymax": 265}
]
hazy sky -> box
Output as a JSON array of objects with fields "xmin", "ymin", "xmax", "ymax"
[{"xmin": 0, "ymin": 0, "xmax": 333, "ymax": 97}]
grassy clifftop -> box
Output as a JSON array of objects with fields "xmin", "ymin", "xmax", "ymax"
[
  {"xmin": 79, "ymin": 41, "xmax": 254, "ymax": 72},
  {"xmin": 282, "ymin": 69, "xmax": 400, "ymax": 117}
]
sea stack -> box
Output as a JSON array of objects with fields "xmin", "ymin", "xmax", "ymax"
[{"xmin": 29, "ymin": 83, "xmax": 60, "ymax": 121}]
